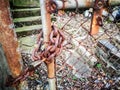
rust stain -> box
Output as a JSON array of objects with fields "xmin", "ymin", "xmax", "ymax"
[
  {"xmin": 0, "ymin": 0, "xmax": 22, "ymax": 77},
  {"xmin": 86, "ymin": 0, "xmax": 92, "ymax": 7},
  {"xmin": 90, "ymin": 0, "xmax": 108, "ymax": 35},
  {"xmin": 44, "ymin": 1, "xmax": 55, "ymax": 78},
  {"xmin": 90, "ymin": 11, "xmax": 101, "ymax": 35},
  {"xmin": 90, "ymin": 8, "xmax": 107, "ymax": 35}
]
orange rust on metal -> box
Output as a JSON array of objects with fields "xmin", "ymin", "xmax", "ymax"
[
  {"xmin": 45, "ymin": 0, "xmax": 55, "ymax": 78},
  {"xmin": 90, "ymin": 11, "xmax": 101, "ymax": 35},
  {"xmin": 0, "ymin": 0, "xmax": 22, "ymax": 77},
  {"xmin": 90, "ymin": 0, "xmax": 107, "ymax": 35},
  {"xmin": 46, "ymin": 60, "xmax": 55, "ymax": 78},
  {"xmin": 45, "ymin": 0, "xmax": 52, "ymax": 44},
  {"xmin": 86, "ymin": 0, "xmax": 92, "ymax": 7}
]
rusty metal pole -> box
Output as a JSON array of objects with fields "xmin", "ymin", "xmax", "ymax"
[
  {"xmin": 55, "ymin": 0, "xmax": 94, "ymax": 9},
  {"xmin": 0, "ymin": 0, "xmax": 22, "ymax": 77},
  {"xmin": 54, "ymin": 0, "xmax": 120, "ymax": 9},
  {"xmin": 40, "ymin": 0, "xmax": 56, "ymax": 90},
  {"xmin": 90, "ymin": 0, "xmax": 108, "ymax": 35},
  {"xmin": 0, "ymin": 44, "xmax": 16, "ymax": 90}
]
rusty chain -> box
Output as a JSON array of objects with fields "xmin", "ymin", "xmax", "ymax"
[
  {"xmin": 94, "ymin": 0, "xmax": 109, "ymax": 9},
  {"xmin": 94, "ymin": 0, "xmax": 109, "ymax": 25},
  {"xmin": 46, "ymin": 0, "xmax": 79, "ymax": 14},
  {"xmin": 5, "ymin": 25, "xmax": 65, "ymax": 86},
  {"xmin": 32, "ymin": 25, "xmax": 65, "ymax": 63},
  {"xmin": 46, "ymin": 0, "xmax": 58, "ymax": 14},
  {"xmin": 6, "ymin": 68, "xmax": 31, "ymax": 87},
  {"xmin": 5, "ymin": 59, "xmax": 46, "ymax": 87},
  {"xmin": 5, "ymin": 0, "xmax": 120, "ymax": 88}
]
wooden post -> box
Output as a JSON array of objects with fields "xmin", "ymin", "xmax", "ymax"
[
  {"xmin": 0, "ymin": 44, "xmax": 16, "ymax": 90},
  {"xmin": 0, "ymin": 0, "xmax": 22, "ymax": 77}
]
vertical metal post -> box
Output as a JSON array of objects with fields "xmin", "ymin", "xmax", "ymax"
[
  {"xmin": 90, "ymin": 10, "xmax": 101, "ymax": 35},
  {"xmin": 0, "ymin": 0, "xmax": 22, "ymax": 77},
  {"xmin": 90, "ymin": 0, "xmax": 108, "ymax": 35},
  {"xmin": 0, "ymin": 44, "xmax": 16, "ymax": 90},
  {"xmin": 40, "ymin": 0, "xmax": 56, "ymax": 90}
]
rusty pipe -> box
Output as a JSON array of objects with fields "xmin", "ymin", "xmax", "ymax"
[
  {"xmin": 0, "ymin": 0, "xmax": 22, "ymax": 77},
  {"xmin": 40, "ymin": 0, "xmax": 56, "ymax": 90},
  {"xmin": 54, "ymin": 0, "xmax": 120, "ymax": 9},
  {"xmin": 90, "ymin": 0, "xmax": 108, "ymax": 35},
  {"xmin": 40, "ymin": 0, "xmax": 56, "ymax": 78}
]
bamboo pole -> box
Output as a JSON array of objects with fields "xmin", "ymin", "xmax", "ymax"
[{"xmin": 40, "ymin": 0, "xmax": 56, "ymax": 90}]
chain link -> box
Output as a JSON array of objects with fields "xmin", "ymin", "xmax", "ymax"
[{"xmin": 32, "ymin": 25, "xmax": 65, "ymax": 63}]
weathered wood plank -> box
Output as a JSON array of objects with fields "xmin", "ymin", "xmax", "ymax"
[
  {"xmin": 16, "ymin": 25, "xmax": 42, "ymax": 32},
  {"xmin": 13, "ymin": 16, "xmax": 41, "ymax": 23},
  {"xmin": 13, "ymin": 16, "xmax": 55, "ymax": 23},
  {"xmin": 0, "ymin": 0, "xmax": 22, "ymax": 77},
  {"xmin": 11, "ymin": 0, "xmax": 40, "ymax": 7},
  {"xmin": 11, "ymin": 8, "xmax": 40, "ymax": 12}
]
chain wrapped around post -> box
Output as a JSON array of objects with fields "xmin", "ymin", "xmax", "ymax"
[
  {"xmin": 5, "ymin": 25, "xmax": 65, "ymax": 87},
  {"xmin": 46, "ymin": 0, "xmax": 58, "ymax": 14},
  {"xmin": 5, "ymin": 0, "xmax": 65, "ymax": 87},
  {"xmin": 32, "ymin": 25, "xmax": 65, "ymax": 63},
  {"xmin": 5, "ymin": 59, "xmax": 46, "ymax": 87}
]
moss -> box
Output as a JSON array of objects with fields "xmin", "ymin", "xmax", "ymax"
[
  {"xmin": 13, "ymin": 16, "xmax": 41, "ymax": 23},
  {"xmin": 12, "ymin": 0, "xmax": 40, "ymax": 7}
]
